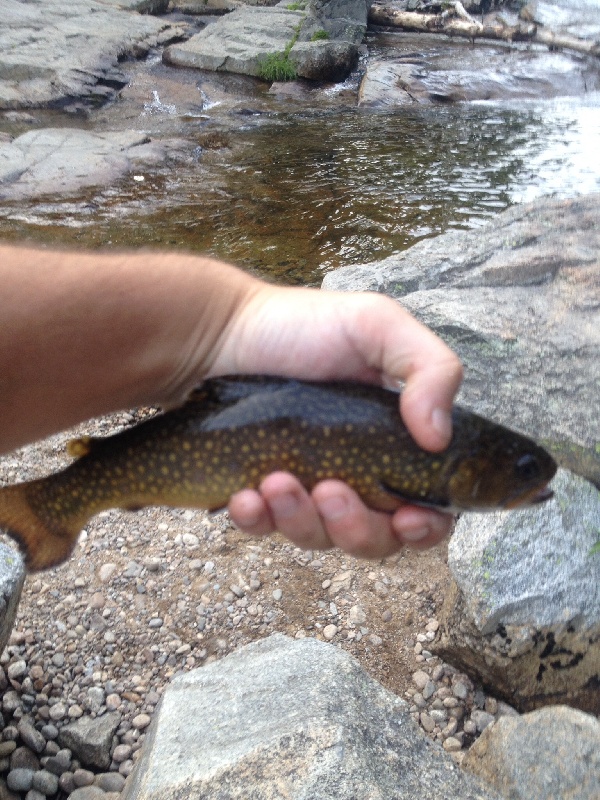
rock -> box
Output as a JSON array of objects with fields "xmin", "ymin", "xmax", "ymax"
[
  {"xmin": 122, "ymin": 634, "xmax": 501, "ymax": 799},
  {"xmin": 520, "ymin": 0, "xmax": 600, "ymax": 40},
  {"xmin": 58, "ymin": 714, "xmax": 120, "ymax": 771},
  {"xmin": 0, "ymin": 546, "xmax": 25, "ymax": 662},
  {"xmin": 0, "ymin": 128, "xmax": 173, "ymax": 200},
  {"xmin": 359, "ymin": 49, "xmax": 600, "ymax": 107},
  {"xmin": 0, "ymin": 0, "xmax": 185, "ymax": 109},
  {"xmin": 322, "ymin": 193, "xmax": 600, "ymax": 487},
  {"xmin": 432, "ymin": 470, "xmax": 600, "ymax": 713},
  {"xmin": 163, "ymin": 0, "xmax": 365, "ymax": 82},
  {"xmin": 463, "ymin": 706, "xmax": 600, "ymax": 800},
  {"xmin": 68, "ymin": 788, "xmax": 109, "ymax": 800}
]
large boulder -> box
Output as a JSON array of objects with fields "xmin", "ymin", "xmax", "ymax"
[
  {"xmin": 322, "ymin": 193, "xmax": 600, "ymax": 488},
  {"xmin": 462, "ymin": 706, "xmax": 600, "ymax": 800},
  {"xmin": 163, "ymin": 0, "xmax": 366, "ymax": 82},
  {"xmin": 0, "ymin": 0, "xmax": 185, "ymax": 109},
  {"xmin": 432, "ymin": 470, "xmax": 600, "ymax": 713},
  {"xmin": 122, "ymin": 634, "xmax": 502, "ymax": 800}
]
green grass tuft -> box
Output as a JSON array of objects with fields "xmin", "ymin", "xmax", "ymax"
[
  {"xmin": 310, "ymin": 29, "xmax": 330, "ymax": 41},
  {"xmin": 257, "ymin": 52, "xmax": 297, "ymax": 82}
]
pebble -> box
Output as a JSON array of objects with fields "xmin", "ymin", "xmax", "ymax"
[{"xmin": 323, "ymin": 625, "xmax": 338, "ymax": 640}]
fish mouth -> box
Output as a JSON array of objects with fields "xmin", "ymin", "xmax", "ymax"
[
  {"xmin": 505, "ymin": 483, "xmax": 554, "ymax": 509},
  {"xmin": 529, "ymin": 486, "xmax": 554, "ymax": 504}
]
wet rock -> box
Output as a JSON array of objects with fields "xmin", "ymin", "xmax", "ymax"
[
  {"xmin": 0, "ymin": 128, "xmax": 174, "ymax": 200},
  {"xmin": 432, "ymin": 470, "xmax": 600, "ymax": 713},
  {"xmin": 164, "ymin": 0, "xmax": 365, "ymax": 82},
  {"xmin": 0, "ymin": 0, "xmax": 185, "ymax": 109},
  {"xmin": 122, "ymin": 634, "xmax": 501, "ymax": 799},
  {"xmin": 463, "ymin": 706, "xmax": 600, "ymax": 800},
  {"xmin": 359, "ymin": 48, "xmax": 600, "ymax": 107},
  {"xmin": 58, "ymin": 714, "xmax": 120, "ymax": 771},
  {"xmin": 322, "ymin": 193, "xmax": 600, "ymax": 487}
]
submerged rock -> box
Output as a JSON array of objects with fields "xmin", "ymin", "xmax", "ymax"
[
  {"xmin": 322, "ymin": 193, "xmax": 600, "ymax": 488},
  {"xmin": 432, "ymin": 470, "xmax": 600, "ymax": 713},
  {"xmin": 0, "ymin": 128, "xmax": 178, "ymax": 200},
  {"xmin": 122, "ymin": 634, "xmax": 501, "ymax": 800}
]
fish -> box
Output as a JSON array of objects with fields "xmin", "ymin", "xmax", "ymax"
[{"xmin": 0, "ymin": 375, "xmax": 557, "ymax": 572}]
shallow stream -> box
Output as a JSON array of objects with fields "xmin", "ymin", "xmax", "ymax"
[{"xmin": 1, "ymin": 34, "xmax": 600, "ymax": 286}]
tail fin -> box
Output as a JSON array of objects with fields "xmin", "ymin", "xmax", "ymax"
[{"xmin": 0, "ymin": 483, "xmax": 81, "ymax": 572}]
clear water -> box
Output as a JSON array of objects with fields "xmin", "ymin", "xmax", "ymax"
[{"xmin": 1, "ymin": 87, "xmax": 599, "ymax": 285}]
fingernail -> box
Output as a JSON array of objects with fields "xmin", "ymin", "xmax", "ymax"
[
  {"xmin": 431, "ymin": 408, "xmax": 452, "ymax": 442},
  {"xmin": 270, "ymin": 492, "xmax": 300, "ymax": 519},
  {"xmin": 402, "ymin": 526, "xmax": 429, "ymax": 542},
  {"xmin": 318, "ymin": 495, "xmax": 348, "ymax": 521}
]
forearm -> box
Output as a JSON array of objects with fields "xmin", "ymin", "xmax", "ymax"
[{"xmin": 0, "ymin": 244, "xmax": 260, "ymax": 454}]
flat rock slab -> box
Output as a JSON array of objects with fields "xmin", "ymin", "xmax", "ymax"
[
  {"xmin": 164, "ymin": 2, "xmax": 363, "ymax": 81},
  {"xmin": 0, "ymin": 128, "xmax": 171, "ymax": 199},
  {"xmin": 0, "ymin": 0, "xmax": 184, "ymax": 109},
  {"xmin": 122, "ymin": 634, "xmax": 501, "ymax": 800},
  {"xmin": 322, "ymin": 193, "xmax": 600, "ymax": 487}
]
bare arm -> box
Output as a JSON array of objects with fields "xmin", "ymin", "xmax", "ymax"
[{"xmin": 0, "ymin": 243, "xmax": 463, "ymax": 557}]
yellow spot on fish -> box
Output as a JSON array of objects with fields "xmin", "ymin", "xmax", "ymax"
[{"xmin": 67, "ymin": 437, "xmax": 92, "ymax": 458}]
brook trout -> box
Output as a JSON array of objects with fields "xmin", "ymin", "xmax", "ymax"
[{"xmin": 0, "ymin": 376, "xmax": 556, "ymax": 572}]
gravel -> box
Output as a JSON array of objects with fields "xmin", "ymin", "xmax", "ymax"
[{"xmin": 0, "ymin": 411, "xmax": 517, "ymax": 797}]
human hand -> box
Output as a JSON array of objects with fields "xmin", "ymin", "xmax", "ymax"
[{"xmin": 211, "ymin": 285, "xmax": 463, "ymax": 558}]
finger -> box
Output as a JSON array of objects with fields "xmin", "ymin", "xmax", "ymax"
[
  {"xmin": 344, "ymin": 295, "xmax": 463, "ymax": 451},
  {"xmin": 258, "ymin": 472, "xmax": 333, "ymax": 550},
  {"xmin": 312, "ymin": 480, "xmax": 403, "ymax": 560},
  {"xmin": 228, "ymin": 488, "xmax": 275, "ymax": 537},
  {"xmin": 392, "ymin": 505, "xmax": 455, "ymax": 550}
]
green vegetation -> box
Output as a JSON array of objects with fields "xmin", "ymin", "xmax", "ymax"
[
  {"xmin": 310, "ymin": 29, "xmax": 330, "ymax": 41},
  {"xmin": 590, "ymin": 530, "xmax": 600, "ymax": 556},
  {"xmin": 257, "ymin": 20, "xmax": 302, "ymax": 83},
  {"xmin": 257, "ymin": 52, "xmax": 298, "ymax": 82},
  {"xmin": 286, "ymin": 1, "xmax": 305, "ymax": 8}
]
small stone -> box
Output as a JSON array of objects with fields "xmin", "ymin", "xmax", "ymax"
[
  {"xmin": 420, "ymin": 712, "xmax": 436, "ymax": 733},
  {"xmin": 132, "ymin": 714, "xmax": 151, "ymax": 730},
  {"xmin": 94, "ymin": 771, "xmax": 126, "ymax": 792},
  {"xmin": 98, "ymin": 563, "xmax": 117, "ymax": 583},
  {"xmin": 105, "ymin": 694, "xmax": 121, "ymax": 712},
  {"xmin": 452, "ymin": 681, "xmax": 469, "ymax": 700},
  {"xmin": 69, "ymin": 788, "xmax": 108, "ymax": 800},
  {"xmin": 73, "ymin": 768, "xmax": 95, "ymax": 787},
  {"xmin": 7, "ymin": 768, "xmax": 34, "ymax": 792},
  {"xmin": 443, "ymin": 736, "xmax": 463, "ymax": 752},
  {"xmin": 148, "ymin": 618, "xmax": 163, "ymax": 628},
  {"xmin": 272, "ymin": 589, "xmax": 283, "ymax": 602},
  {"xmin": 111, "ymin": 744, "xmax": 131, "ymax": 763},
  {"xmin": 412, "ymin": 670, "xmax": 430, "ymax": 691},
  {"xmin": 349, "ymin": 605, "xmax": 367, "ymax": 625},
  {"xmin": 323, "ymin": 625, "xmax": 338, "ymax": 640},
  {"xmin": 32, "ymin": 769, "xmax": 60, "ymax": 795},
  {"xmin": 7, "ymin": 661, "xmax": 27, "ymax": 681},
  {"xmin": 18, "ymin": 720, "xmax": 46, "ymax": 754}
]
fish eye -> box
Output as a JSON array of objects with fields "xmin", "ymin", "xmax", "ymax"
[{"xmin": 515, "ymin": 454, "xmax": 541, "ymax": 481}]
